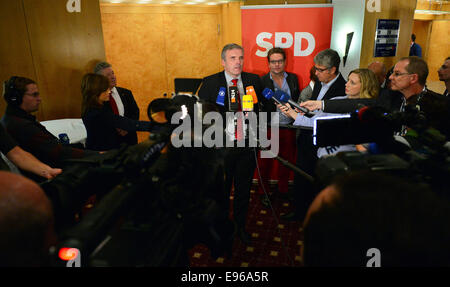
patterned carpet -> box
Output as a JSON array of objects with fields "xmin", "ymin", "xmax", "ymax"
[{"xmin": 188, "ymin": 183, "xmax": 304, "ymax": 267}]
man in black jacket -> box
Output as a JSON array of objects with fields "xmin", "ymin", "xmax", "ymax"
[
  {"xmin": 282, "ymin": 48, "xmax": 346, "ymax": 222},
  {"xmin": 198, "ymin": 43, "xmax": 265, "ymax": 245},
  {"xmin": 94, "ymin": 61, "xmax": 140, "ymax": 145}
]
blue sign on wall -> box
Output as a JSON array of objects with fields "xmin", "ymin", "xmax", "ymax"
[{"xmin": 374, "ymin": 19, "xmax": 400, "ymax": 57}]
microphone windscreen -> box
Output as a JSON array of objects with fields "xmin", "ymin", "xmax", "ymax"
[
  {"xmin": 216, "ymin": 87, "xmax": 226, "ymax": 106},
  {"xmin": 274, "ymin": 90, "xmax": 289, "ymax": 103},
  {"xmin": 228, "ymin": 86, "xmax": 239, "ymax": 111},
  {"xmin": 242, "ymin": 95, "xmax": 253, "ymax": 111},
  {"xmin": 246, "ymin": 85, "xmax": 258, "ymax": 104},
  {"xmin": 262, "ymin": 88, "xmax": 274, "ymax": 100}
]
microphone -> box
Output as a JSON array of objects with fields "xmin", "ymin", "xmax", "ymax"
[
  {"xmin": 228, "ymin": 86, "xmax": 239, "ymax": 112},
  {"xmin": 274, "ymin": 90, "xmax": 314, "ymax": 118},
  {"xmin": 245, "ymin": 86, "xmax": 258, "ymax": 104},
  {"xmin": 216, "ymin": 87, "xmax": 226, "ymax": 106},
  {"xmin": 262, "ymin": 88, "xmax": 282, "ymax": 105},
  {"xmin": 242, "ymin": 95, "xmax": 254, "ymax": 112}
]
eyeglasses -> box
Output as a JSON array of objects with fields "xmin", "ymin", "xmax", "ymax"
[
  {"xmin": 269, "ymin": 59, "xmax": 285, "ymax": 65},
  {"xmin": 314, "ymin": 66, "xmax": 329, "ymax": 73},
  {"xmin": 392, "ymin": 71, "xmax": 411, "ymax": 78},
  {"xmin": 24, "ymin": 92, "xmax": 40, "ymax": 97}
]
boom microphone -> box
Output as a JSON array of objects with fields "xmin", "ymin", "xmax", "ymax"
[{"xmin": 274, "ymin": 90, "xmax": 314, "ymax": 118}]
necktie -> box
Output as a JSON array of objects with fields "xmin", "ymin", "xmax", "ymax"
[
  {"xmin": 109, "ymin": 93, "xmax": 119, "ymax": 115},
  {"xmin": 231, "ymin": 78, "xmax": 243, "ymax": 141}
]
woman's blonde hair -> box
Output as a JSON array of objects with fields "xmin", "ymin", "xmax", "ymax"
[{"xmin": 348, "ymin": 68, "xmax": 380, "ymax": 99}]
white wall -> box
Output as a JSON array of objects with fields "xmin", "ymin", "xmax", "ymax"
[{"xmin": 330, "ymin": 0, "xmax": 366, "ymax": 79}]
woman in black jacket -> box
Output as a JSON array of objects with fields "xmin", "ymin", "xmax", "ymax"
[{"xmin": 81, "ymin": 73, "xmax": 151, "ymax": 151}]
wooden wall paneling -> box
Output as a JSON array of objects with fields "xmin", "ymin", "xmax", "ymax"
[
  {"xmin": 243, "ymin": 0, "xmax": 329, "ymax": 4},
  {"xmin": 220, "ymin": 2, "xmax": 243, "ymax": 47},
  {"xmin": 412, "ymin": 20, "xmax": 431, "ymax": 60},
  {"xmin": 0, "ymin": 0, "xmax": 37, "ymax": 117},
  {"xmin": 163, "ymin": 12, "xmax": 222, "ymax": 94},
  {"xmin": 23, "ymin": 0, "xmax": 106, "ymax": 121},
  {"xmin": 360, "ymin": 0, "xmax": 417, "ymax": 71},
  {"xmin": 427, "ymin": 20, "xmax": 450, "ymax": 82},
  {"xmin": 100, "ymin": 10, "xmax": 167, "ymax": 122}
]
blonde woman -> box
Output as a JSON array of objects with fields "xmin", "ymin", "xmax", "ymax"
[{"xmin": 279, "ymin": 68, "xmax": 380, "ymax": 157}]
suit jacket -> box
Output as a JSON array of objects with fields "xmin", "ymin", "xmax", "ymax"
[
  {"xmin": 198, "ymin": 71, "xmax": 266, "ymax": 115},
  {"xmin": 115, "ymin": 86, "xmax": 140, "ymax": 145},
  {"xmin": 311, "ymin": 73, "xmax": 347, "ymax": 101},
  {"xmin": 260, "ymin": 72, "xmax": 300, "ymax": 115},
  {"xmin": 83, "ymin": 104, "xmax": 151, "ymax": 151}
]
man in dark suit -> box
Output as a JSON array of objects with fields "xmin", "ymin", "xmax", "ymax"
[
  {"xmin": 94, "ymin": 62, "xmax": 140, "ymax": 146},
  {"xmin": 409, "ymin": 34, "xmax": 422, "ymax": 58},
  {"xmin": 198, "ymin": 43, "xmax": 265, "ymax": 245},
  {"xmin": 258, "ymin": 47, "xmax": 299, "ymax": 207},
  {"xmin": 282, "ymin": 48, "xmax": 346, "ymax": 221}
]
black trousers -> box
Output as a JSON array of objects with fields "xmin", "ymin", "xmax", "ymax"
[
  {"xmin": 293, "ymin": 130, "xmax": 319, "ymax": 219},
  {"xmin": 223, "ymin": 147, "xmax": 257, "ymax": 229}
]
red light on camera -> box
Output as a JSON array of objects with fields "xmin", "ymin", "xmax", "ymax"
[{"xmin": 58, "ymin": 248, "xmax": 79, "ymax": 261}]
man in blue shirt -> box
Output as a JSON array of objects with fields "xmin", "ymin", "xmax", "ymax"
[{"xmin": 259, "ymin": 47, "xmax": 300, "ymax": 207}]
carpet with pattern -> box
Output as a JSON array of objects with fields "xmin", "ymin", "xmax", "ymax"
[{"xmin": 188, "ymin": 184, "xmax": 304, "ymax": 267}]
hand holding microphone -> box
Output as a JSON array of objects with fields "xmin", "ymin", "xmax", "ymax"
[
  {"xmin": 277, "ymin": 102, "xmax": 298, "ymax": 120},
  {"xmin": 274, "ymin": 90, "xmax": 314, "ymax": 118}
]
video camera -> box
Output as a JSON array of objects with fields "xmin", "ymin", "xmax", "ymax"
[
  {"xmin": 42, "ymin": 95, "xmax": 234, "ymax": 267},
  {"xmin": 312, "ymin": 105, "xmax": 450, "ymax": 198}
]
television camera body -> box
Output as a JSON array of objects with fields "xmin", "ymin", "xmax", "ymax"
[
  {"xmin": 312, "ymin": 105, "xmax": 450, "ymax": 198},
  {"xmin": 42, "ymin": 95, "xmax": 234, "ymax": 267}
]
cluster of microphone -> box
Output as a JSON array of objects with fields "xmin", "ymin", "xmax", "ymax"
[{"xmin": 215, "ymin": 85, "xmax": 313, "ymax": 117}]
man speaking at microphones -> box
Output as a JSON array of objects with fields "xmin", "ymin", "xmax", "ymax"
[{"xmin": 198, "ymin": 43, "xmax": 265, "ymax": 245}]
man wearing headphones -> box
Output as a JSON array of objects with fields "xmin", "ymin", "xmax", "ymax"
[{"xmin": 1, "ymin": 76, "xmax": 98, "ymax": 169}]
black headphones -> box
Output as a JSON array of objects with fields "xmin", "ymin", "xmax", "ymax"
[{"xmin": 3, "ymin": 76, "xmax": 22, "ymax": 106}]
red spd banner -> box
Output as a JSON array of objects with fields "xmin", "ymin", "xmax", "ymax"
[{"xmin": 241, "ymin": 5, "xmax": 333, "ymax": 89}]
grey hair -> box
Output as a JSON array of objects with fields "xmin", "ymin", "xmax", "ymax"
[
  {"xmin": 314, "ymin": 49, "xmax": 341, "ymax": 74},
  {"xmin": 93, "ymin": 61, "xmax": 112, "ymax": 74},
  {"xmin": 221, "ymin": 43, "xmax": 244, "ymax": 61}
]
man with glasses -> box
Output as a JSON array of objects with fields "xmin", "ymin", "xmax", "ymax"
[
  {"xmin": 1, "ymin": 76, "xmax": 97, "ymax": 173},
  {"xmin": 282, "ymin": 48, "xmax": 346, "ymax": 221},
  {"xmin": 258, "ymin": 47, "xmax": 300, "ymax": 208}
]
